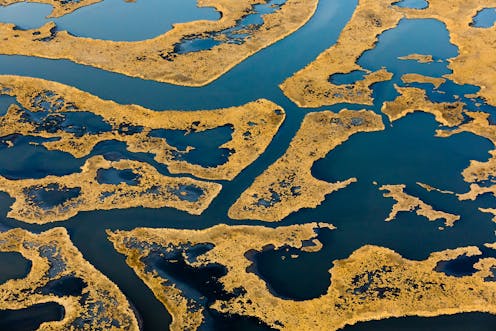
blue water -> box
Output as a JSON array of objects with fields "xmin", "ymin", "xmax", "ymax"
[
  {"xmin": 40, "ymin": 275, "xmax": 87, "ymax": 297},
  {"xmin": 0, "ymin": 135, "xmax": 84, "ymax": 179},
  {"xmin": 329, "ymin": 70, "xmax": 367, "ymax": 85},
  {"xmin": 472, "ymin": 8, "xmax": 496, "ymax": 28},
  {"xmin": 149, "ymin": 125, "xmax": 233, "ymax": 168},
  {"xmin": 251, "ymin": 227, "xmax": 334, "ymax": 301},
  {"xmin": 96, "ymin": 168, "xmax": 140, "ymax": 185},
  {"xmin": 0, "ymin": 252, "xmax": 31, "ymax": 285},
  {"xmin": 433, "ymin": 245, "xmax": 496, "ymax": 278},
  {"xmin": 0, "ymin": 303, "xmax": 65, "ymax": 330},
  {"xmin": 392, "ymin": 0, "xmax": 428, "ymax": 9},
  {"xmin": 26, "ymin": 184, "xmax": 81, "ymax": 209},
  {"xmin": 23, "ymin": 109, "xmax": 112, "ymax": 137},
  {"xmin": 313, "ymin": 114, "xmax": 493, "ymax": 193},
  {"xmin": 0, "ymin": 95, "xmax": 16, "ymax": 115},
  {"xmin": 358, "ymin": 18, "xmax": 458, "ymax": 86},
  {"xmin": 0, "ymin": 0, "xmax": 220, "ymax": 41},
  {"xmin": 173, "ymin": 0, "xmax": 286, "ymax": 55},
  {"xmin": 0, "ymin": 0, "xmax": 494, "ymax": 330}
]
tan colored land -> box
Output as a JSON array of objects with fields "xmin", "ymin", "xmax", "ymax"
[
  {"xmin": 0, "ymin": 156, "xmax": 221, "ymax": 224},
  {"xmin": 109, "ymin": 223, "xmax": 496, "ymax": 330},
  {"xmin": 380, "ymin": 184, "xmax": 460, "ymax": 227},
  {"xmin": 0, "ymin": 0, "xmax": 318, "ymax": 85},
  {"xmin": 398, "ymin": 54, "xmax": 435, "ymax": 63},
  {"xmin": 108, "ymin": 223, "xmax": 334, "ymax": 331},
  {"xmin": 281, "ymin": 0, "xmax": 496, "ymax": 108},
  {"xmin": 401, "ymin": 73, "xmax": 446, "ymax": 88},
  {"xmin": 417, "ymin": 182, "xmax": 456, "ymax": 195},
  {"xmin": 0, "ymin": 75, "xmax": 285, "ymax": 181},
  {"xmin": 0, "ymin": 228, "xmax": 139, "ymax": 330},
  {"xmin": 382, "ymin": 85, "xmax": 465, "ymax": 127},
  {"xmin": 458, "ymin": 184, "xmax": 496, "ymax": 201},
  {"xmin": 0, "ymin": 0, "xmax": 101, "ymax": 17},
  {"xmin": 228, "ymin": 109, "xmax": 384, "ymax": 221},
  {"xmin": 463, "ymin": 149, "xmax": 496, "ymax": 185}
]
